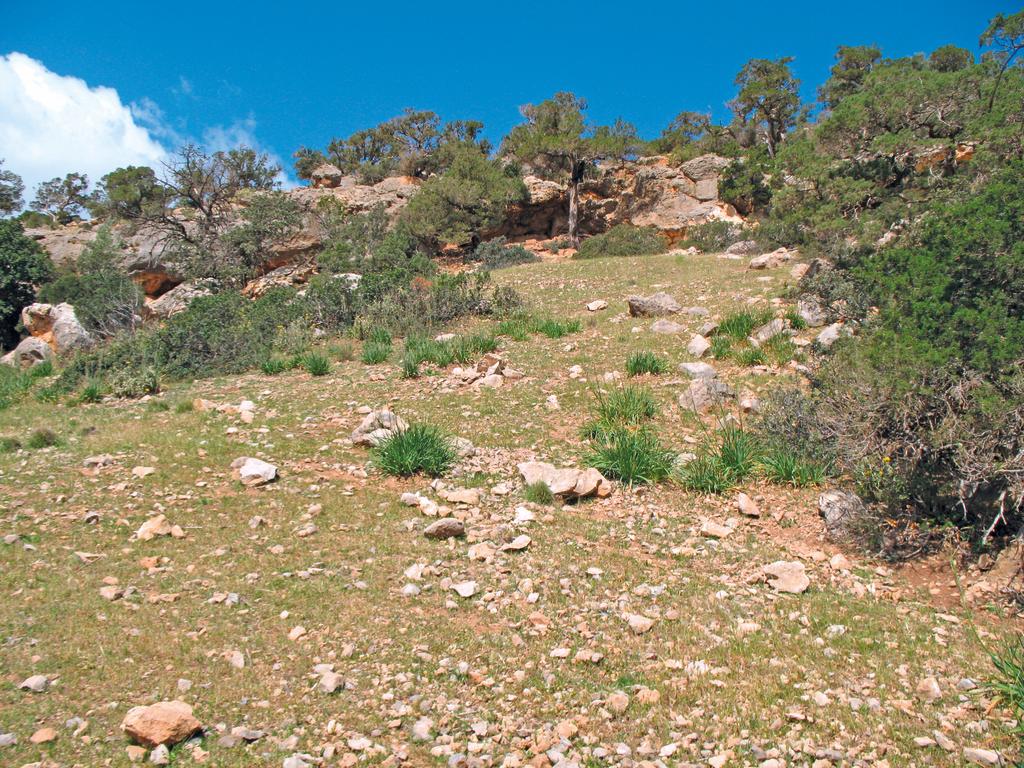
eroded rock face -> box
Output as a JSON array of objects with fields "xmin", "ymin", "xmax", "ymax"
[
  {"xmin": 121, "ymin": 701, "xmax": 201, "ymax": 748},
  {"xmin": 20, "ymin": 303, "xmax": 93, "ymax": 355},
  {"xmin": 1, "ymin": 337, "xmax": 53, "ymax": 368},
  {"xmin": 144, "ymin": 282, "xmax": 213, "ymax": 320}
]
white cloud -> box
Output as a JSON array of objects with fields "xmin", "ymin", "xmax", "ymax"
[{"xmin": 0, "ymin": 52, "xmax": 169, "ymax": 198}]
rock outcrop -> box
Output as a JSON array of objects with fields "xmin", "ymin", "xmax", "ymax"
[
  {"xmin": 18, "ymin": 303, "xmax": 93, "ymax": 356},
  {"xmin": 1, "ymin": 337, "xmax": 53, "ymax": 368}
]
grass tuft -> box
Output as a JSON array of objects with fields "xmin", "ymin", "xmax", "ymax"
[
  {"xmin": 626, "ymin": 351, "xmax": 669, "ymax": 377},
  {"xmin": 302, "ymin": 352, "xmax": 331, "ymax": 376},
  {"xmin": 587, "ymin": 427, "xmax": 673, "ymax": 486},
  {"xmin": 26, "ymin": 428, "xmax": 62, "ymax": 450},
  {"xmin": 374, "ymin": 424, "xmax": 456, "ymax": 477},
  {"xmin": 523, "ymin": 481, "xmax": 555, "ymax": 505},
  {"xmin": 362, "ymin": 341, "xmax": 392, "ymax": 365}
]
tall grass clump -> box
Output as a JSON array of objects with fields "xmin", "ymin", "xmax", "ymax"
[
  {"xmin": 374, "ymin": 424, "xmax": 456, "ymax": 477},
  {"xmin": 587, "ymin": 427, "xmax": 673, "ymax": 485},
  {"xmin": 626, "ymin": 351, "xmax": 669, "ymax": 377},
  {"xmin": 302, "ymin": 352, "xmax": 331, "ymax": 376},
  {"xmin": 718, "ymin": 308, "xmax": 774, "ymax": 340}
]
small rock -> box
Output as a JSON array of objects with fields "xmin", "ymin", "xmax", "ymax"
[
  {"xmin": 19, "ymin": 674, "xmax": 49, "ymax": 693},
  {"xmin": 736, "ymin": 492, "xmax": 760, "ymax": 517},
  {"xmin": 424, "ymin": 518, "xmax": 465, "ymax": 540},
  {"xmin": 412, "ymin": 717, "xmax": 434, "ymax": 742},
  {"xmin": 31, "ymin": 727, "xmax": 57, "ymax": 744},
  {"xmin": 627, "ymin": 613, "xmax": 654, "ymax": 634},
  {"xmin": 121, "ymin": 701, "xmax": 201, "ymax": 748},
  {"xmin": 963, "ymin": 747, "xmax": 1002, "ymax": 767},
  {"xmin": 687, "ymin": 334, "xmax": 711, "ymax": 357},
  {"xmin": 149, "ymin": 743, "xmax": 170, "ymax": 765},
  {"xmin": 231, "ymin": 457, "xmax": 278, "ymax": 486},
  {"xmin": 586, "ymin": 300, "xmax": 608, "ymax": 312},
  {"xmin": 916, "ymin": 676, "xmax": 942, "ymax": 701},
  {"xmin": 651, "ymin": 319, "xmax": 685, "ymax": 334},
  {"xmin": 452, "ymin": 581, "xmax": 478, "ymax": 598},
  {"xmin": 763, "ymin": 560, "xmax": 810, "ymax": 594}
]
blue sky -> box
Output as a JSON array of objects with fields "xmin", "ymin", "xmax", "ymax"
[{"xmin": 0, "ymin": 0, "xmax": 1013, "ymax": 192}]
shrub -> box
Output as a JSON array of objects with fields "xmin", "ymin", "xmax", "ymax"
[
  {"xmin": 374, "ymin": 424, "xmax": 456, "ymax": 477},
  {"xmin": 76, "ymin": 379, "xmax": 105, "ymax": 404},
  {"xmin": 587, "ymin": 427, "xmax": 673, "ymax": 486},
  {"xmin": 574, "ymin": 225, "xmax": 668, "ymax": 260},
  {"xmin": 678, "ymin": 454, "xmax": 736, "ymax": 494},
  {"xmin": 37, "ymin": 225, "xmax": 142, "ymax": 337},
  {"xmin": 594, "ymin": 385, "xmax": 658, "ymax": 426},
  {"xmin": 496, "ymin": 317, "xmax": 530, "ymax": 341},
  {"xmin": 626, "ymin": 351, "xmax": 669, "ymax": 376},
  {"xmin": 0, "ymin": 366, "xmax": 39, "ymax": 411},
  {"xmin": 260, "ymin": 356, "xmax": 289, "ymax": 375},
  {"xmin": 523, "ymin": 481, "xmax": 555, "ymax": 505},
  {"xmin": 471, "ymin": 237, "xmax": 539, "ymax": 269},
  {"xmin": 25, "ymin": 428, "xmax": 61, "ymax": 450},
  {"xmin": 361, "ymin": 341, "xmax": 392, "ymax": 365},
  {"xmin": 0, "ymin": 436, "xmax": 21, "ymax": 453},
  {"xmin": 717, "ymin": 425, "xmax": 762, "ymax": 480},
  {"xmin": 681, "ymin": 220, "xmax": 744, "ymax": 252},
  {"xmin": 0, "ymin": 219, "xmax": 54, "ymax": 349},
  {"xmin": 760, "ymin": 447, "xmax": 826, "ymax": 487},
  {"xmin": 302, "ymin": 352, "xmax": 331, "ymax": 376},
  {"xmin": 146, "ymin": 399, "xmax": 170, "ymax": 413},
  {"xmin": 108, "ymin": 367, "xmax": 160, "ymax": 399}
]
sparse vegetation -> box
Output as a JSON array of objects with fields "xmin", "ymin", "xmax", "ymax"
[
  {"xmin": 302, "ymin": 352, "xmax": 331, "ymax": 376},
  {"xmin": 626, "ymin": 351, "xmax": 669, "ymax": 376},
  {"xmin": 574, "ymin": 224, "xmax": 668, "ymax": 260},
  {"xmin": 523, "ymin": 481, "xmax": 555, "ymax": 505}
]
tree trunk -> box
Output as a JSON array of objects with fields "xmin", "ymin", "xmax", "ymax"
[{"xmin": 567, "ymin": 181, "xmax": 580, "ymax": 247}]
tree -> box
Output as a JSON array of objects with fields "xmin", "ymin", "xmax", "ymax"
[
  {"xmin": 730, "ymin": 58, "xmax": 802, "ymax": 157},
  {"xmin": 30, "ymin": 172, "xmax": 90, "ymax": 224},
  {"xmin": 37, "ymin": 225, "xmax": 142, "ymax": 336},
  {"xmin": 399, "ymin": 143, "xmax": 528, "ymax": 248},
  {"xmin": 210, "ymin": 191, "xmax": 303, "ymax": 288},
  {"xmin": 930, "ymin": 44, "xmax": 973, "ymax": 73},
  {"xmin": 320, "ymin": 109, "xmax": 490, "ymax": 183},
  {"xmin": 981, "ymin": 9, "xmax": 1024, "ymax": 110},
  {"xmin": 0, "ymin": 160, "xmax": 24, "ymax": 217},
  {"xmin": 88, "ymin": 166, "xmax": 167, "ymax": 220},
  {"xmin": 650, "ymin": 111, "xmax": 712, "ymax": 155},
  {"xmin": 818, "ymin": 46, "xmax": 881, "ymax": 109},
  {"xmin": 0, "ymin": 219, "xmax": 53, "ymax": 348},
  {"xmin": 502, "ymin": 92, "xmax": 637, "ymax": 245}
]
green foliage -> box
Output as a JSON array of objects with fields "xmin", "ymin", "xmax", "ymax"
[
  {"xmin": 361, "ymin": 341, "xmax": 392, "ymax": 365},
  {"xmin": 818, "ymin": 45, "xmax": 881, "ymax": 108},
  {"xmin": 0, "ymin": 436, "xmax": 21, "ymax": 453},
  {"xmin": 87, "ymin": 166, "xmax": 166, "ymax": 220},
  {"xmin": 373, "ymin": 424, "xmax": 456, "ymax": 477},
  {"xmin": 174, "ymin": 400, "xmax": 194, "ymax": 414},
  {"xmin": 75, "ymin": 379, "xmax": 105, "ymax": 404},
  {"xmin": 717, "ymin": 425, "xmax": 762, "ymax": 480},
  {"xmin": 626, "ymin": 351, "xmax": 669, "ymax": 376},
  {"xmin": 25, "ymin": 428, "xmax": 61, "ymax": 450},
  {"xmin": 260, "ymin": 356, "xmax": 289, "ymax": 375},
  {"xmin": 206, "ymin": 192, "xmax": 303, "ymax": 288},
  {"xmin": 734, "ymin": 346, "xmax": 767, "ymax": 366},
  {"xmin": 587, "ymin": 426, "xmax": 673, "ymax": 486},
  {"xmin": 730, "ymin": 57, "xmax": 802, "ymax": 157},
  {"xmin": 0, "ymin": 219, "xmax": 54, "ymax": 349},
  {"xmin": 574, "ymin": 225, "xmax": 668, "ymax": 260},
  {"xmin": 593, "ymin": 385, "xmax": 658, "ymax": 426},
  {"xmin": 987, "ymin": 634, "xmax": 1024, "ymax": 731},
  {"xmin": 760, "ymin": 447, "xmax": 826, "ymax": 487},
  {"xmin": 38, "ymin": 225, "xmax": 143, "ymax": 336},
  {"xmin": 31, "ymin": 172, "xmax": 89, "ymax": 224},
  {"xmin": 718, "ymin": 308, "xmax": 774, "ymax": 340},
  {"xmin": 523, "ymin": 481, "xmax": 555, "ymax": 505},
  {"xmin": 108, "ymin": 366, "xmax": 160, "ymax": 399},
  {"xmin": 302, "ymin": 352, "xmax": 331, "ymax": 376},
  {"xmin": 399, "ymin": 355, "xmax": 419, "ymax": 379},
  {"xmin": 530, "ymin": 317, "xmax": 581, "ymax": 338},
  {"xmin": 0, "ymin": 159, "xmax": 25, "ymax": 216},
  {"xmin": 709, "ymin": 336, "xmax": 733, "ymax": 359},
  {"xmin": 470, "ymin": 237, "xmax": 539, "ymax": 269},
  {"xmin": 400, "ymin": 146, "xmax": 527, "ymax": 248},
  {"xmin": 677, "ymin": 454, "xmax": 736, "ymax": 494},
  {"xmin": 929, "ymin": 45, "xmax": 973, "ymax": 73}
]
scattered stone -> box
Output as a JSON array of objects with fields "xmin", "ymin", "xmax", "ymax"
[
  {"xmin": 678, "ymin": 361, "xmax": 718, "ymax": 379},
  {"xmin": 797, "ymin": 297, "xmax": 829, "ymax": 327},
  {"xmin": 136, "ymin": 514, "xmax": 185, "ymax": 541},
  {"xmin": 678, "ymin": 377, "xmax": 734, "ymax": 412},
  {"xmin": 452, "ymin": 581, "xmax": 478, "ymax": 598},
  {"xmin": 412, "ymin": 717, "xmax": 434, "ymax": 741},
  {"xmin": 736, "ymin": 492, "xmax": 760, "ymax": 517},
  {"xmin": 231, "ymin": 457, "xmax": 278, "ymax": 486},
  {"xmin": 749, "ymin": 318, "xmax": 786, "ymax": 346},
  {"xmin": 424, "ymin": 518, "xmax": 465, "ymax": 540},
  {"xmin": 149, "ymin": 743, "xmax": 170, "ymax": 765},
  {"xmin": 501, "ymin": 534, "xmax": 531, "ymax": 552},
  {"xmin": 350, "ymin": 408, "xmax": 408, "ymax": 447},
  {"xmin": 606, "ymin": 691, "xmax": 630, "ymax": 714},
  {"xmin": 725, "ymin": 240, "xmax": 760, "ymax": 256},
  {"xmin": 518, "ymin": 462, "xmax": 611, "ymax": 499},
  {"xmin": 121, "ymin": 701, "xmax": 202, "ymax": 748},
  {"xmin": 627, "ymin": 292, "xmax": 681, "ymax": 317},
  {"xmin": 700, "ymin": 520, "xmax": 734, "ymax": 538},
  {"xmin": 916, "ymin": 676, "xmax": 942, "ymax": 701},
  {"xmin": 816, "ymin": 321, "xmax": 852, "ymax": 349},
  {"xmin": 0, "ymin": 336, "xmax": 53, "ymax": 369},
  {"xmin": 627, "ymin": 613, "xmax": 655, "ymax": 634},
  {"xmin": 687, "ymin": 334, "xmax": 711, "ymax": 357},
  {"xmin": 0, "ymin": 733, "xmax": 16, "ymax": 748},
  {"xmin": 763, "ymin": 560, "xmax": 810, "ymax": 594},
  {"xmin": 964, "ymin": 747, "xmax": 1002, "ymax": 767},
  {"xmin": 586, "ymin": 300, "xmax": 608, "ymax": 312},
  {"xmin": 19, "ymin": 674, "xmax": 49, "ymax": 693},
  {"xmin": 749, "ymin": 247, "xmax": 795, "ymax": 269},
  {"xmin": 818, "ymin": 489, "xmax": 866, "ymax": 540},
  {"xmin": 319, "ymin": 671, "xmax": 345, "ymax": 694},
  {"xmin": 30, "ymin": 727, "xmax": 57, "ymax": 744},
  {"xmin": 651, "ymin": 318, "xmax": 685, "ymax": 334}
]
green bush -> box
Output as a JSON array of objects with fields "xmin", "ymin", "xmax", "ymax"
[
  {"xmin": 760, "ymin": 447, "xmax": 826, "ymax": 487},
  {"xmin": 374, "ymin": 424, "xmax": 456, "ymax": 477},
  {"xmin": 626, "ymin": 351, "xmax": 669, "ymax": 376},
  {"xmin": 586, "ymin": 426, "xmax": 673, "ymax": 486},
  {"xmin": 523, "ymin": 480, "xmax": 555, "ymax": 505},
  {"xmin": 734, "ymin": 346, "xmax": 767, "ymax": 367},
  {"xmin": 108, "ymin": 366, "xmax": 160, "ymax": 398},
  {"xmin": 75, "ymin": 379, "xmax": 105, "ymax": 404},
  {"xmin": 25, "ymin": 428, "xmax": 61, "ymax": 450},
  {"xmin": 361, "ymin": 341, "xmax": 392, "ymax": 365},
  {"xmin": 302, "ymin": 352, "xmax": 331, "ymax": 376},
  {"xmin": 594, "ymin": 385, "xmax": 658, "ymax": 425},
  {"xmin": 471, "ymin": 237, "xmax": 539, "ymax": 269},
  {"xmin": 0, "ymin": 436, "xmax": 21, "ymax": 453},
  {"xmin": 987, "ymin": 634, "xmax": 1024, "ymax": 729},
  {"xmin": 717, "ymin": 425, "xmax": 762, "ymax": 480},
  {"xmin": 530, "ymin": 317, "xmax": 581, "ymax": 339},
  {"xmin": 574, "ymin": 225, "xmax": 669, "ymax": 260},
  {"xmin": 37, "ymin": 226, "xmax": 142, "ymax": 337},
  {"xmin": 709, "ymin": 336, "xmax": 733, "ymax": 359},
  {"xmin": 678, "ymin": 454, "xmax": 736, "ymax": 494},
  {"xmin": 400, "ymin": 355, "xmax": 420, "ymax": 379},
  {"xmin": 260, "ymin": 356, "xmax": 289, "ymax": 375},
  {"xmin": 0, "ymin": 219, "xmax": 54, "ymax": 349}
]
